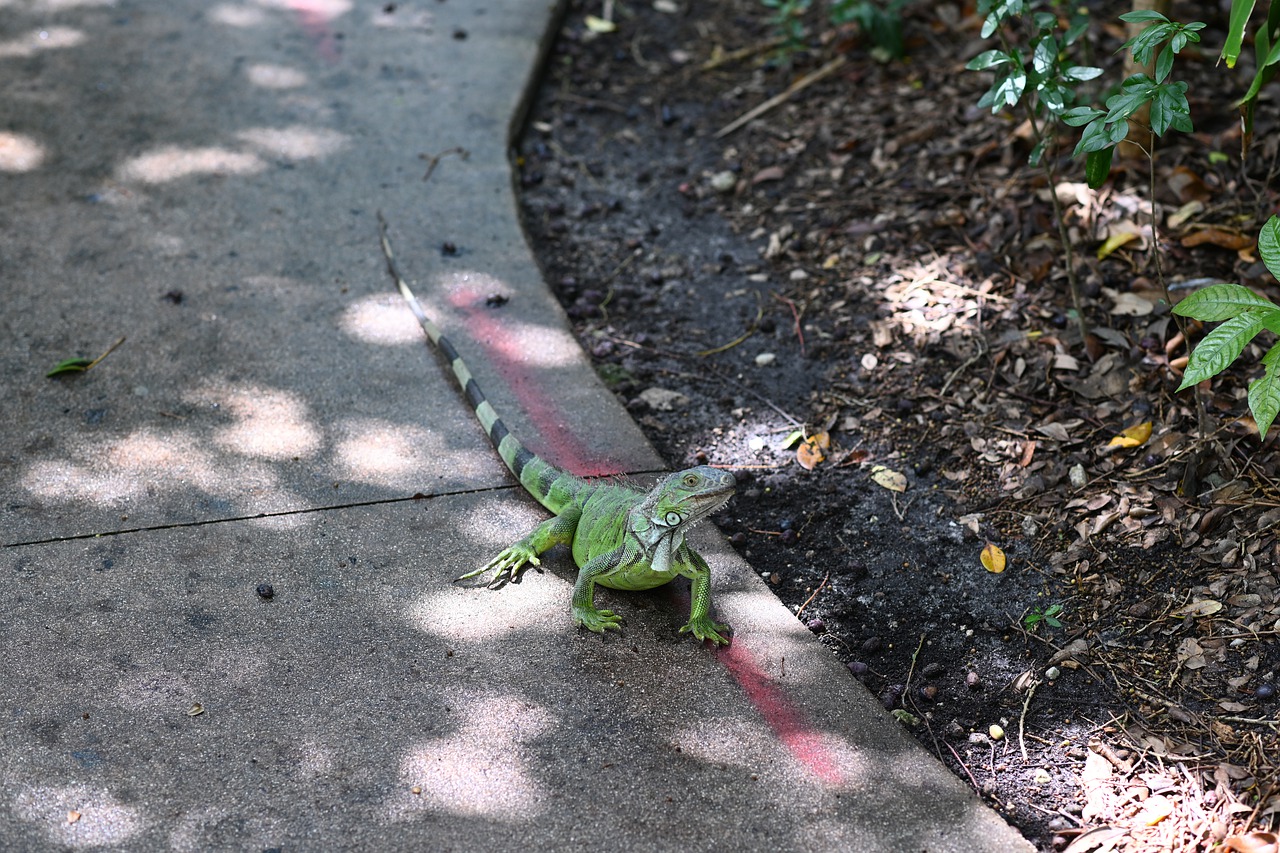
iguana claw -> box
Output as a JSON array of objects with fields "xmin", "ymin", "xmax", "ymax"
[
  {"xmin": 573, "ymin": 605, "xmax": 623, "ymax": 634},
  {"xmin": 454, "ymin": 547, "xmax": 540, "ymax": 587},
  {"xmin": 679, "ymin": 615, "xmax": 731, "ymax": 646}
]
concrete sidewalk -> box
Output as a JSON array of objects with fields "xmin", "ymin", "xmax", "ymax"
[{"xmin": 0, "ymin": 2, "xmax": 1031, "ymax": 850}]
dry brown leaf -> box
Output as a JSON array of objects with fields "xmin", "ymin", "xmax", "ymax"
[
  {"xmin": 1167, "ymin": 165, "xmax": 1213, "ymax": 203},
  {"xmin": 1222, "ymin": 832, "xmax": 1279, "ymax": 853},
  {"xmin": 1180, "ymin": 227, "xmax": 1255, "ymax": 251},
  {"xmin": 752, "ymin": 165, "xmax": 786, "ymax": 184}
]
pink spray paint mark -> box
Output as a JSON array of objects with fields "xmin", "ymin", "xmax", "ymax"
[
  {"xmin": 665, "ymin": 588, "xmax": 843, "ymax": 786},
  {"xmin": 717, "ymin": 640, "xmax": 844, "ymax": 786},
  {"xmin": 449, "ymin": 291, "xmax": 621, "ymax": 477},
  {"xmin": 286, "ymin": 1, "xmax": 341, "ymax": 63},
  {"xmin": 717, "ymin": 641, "xmax": 844, "ymax": 785}
]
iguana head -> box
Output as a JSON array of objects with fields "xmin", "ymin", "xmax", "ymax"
[{"xmin": 631, "ymin": 466, "xmax": 736, "ymax": 573}]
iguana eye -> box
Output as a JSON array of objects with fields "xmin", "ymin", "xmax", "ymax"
[
  {"xmin": 682, "ymin": 474, "xmax": 699, "ymax": 487},
  {"xmin": 664, "ymin": 511, "xmax": 683, "ymax": 526}
]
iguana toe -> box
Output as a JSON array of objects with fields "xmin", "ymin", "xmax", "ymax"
[
  {"xmin": 680, "ymin": 616, "xmax": 731, "ymax": 646},
  {"xmin": 574, "ymin": 606, "xmax": 623, "ymax": 634}
]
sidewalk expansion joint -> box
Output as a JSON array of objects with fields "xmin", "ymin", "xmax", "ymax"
[{"xmin": 3, "ymin": 467, "xmax": 675, "ymax": 548}]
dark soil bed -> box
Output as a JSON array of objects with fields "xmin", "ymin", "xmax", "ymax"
[{"xmin": 512, "ymin": 2, "xmax": 1280, "ymax": 849}]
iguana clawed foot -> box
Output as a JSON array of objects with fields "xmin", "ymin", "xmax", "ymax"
[
  {"xmin": 680, "ymin": 615, "xmax": 731, "ymax": 646},
  {"xmin": 573, "ymin": 604, "xmax": 623, "ymax": 635},
  {"xmin": 454, "ymin": 546, "xmax": 540, "ymax": 588}
]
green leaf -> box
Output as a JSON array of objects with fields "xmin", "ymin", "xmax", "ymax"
[
  {"xmin": 1062, "ymin": 65, "xmax": 1103, "ymax": 82},
  {"xmin": 1260, "ymin": 216, "xmax": 1280, "ymax": 278},
  {"xmin": 1120, "ymin": 10, "xmax": 1169, "ymax": 24},
  {"xmin": 1155, "ymin": 42, "xmax": 1174, "ymax": 82},
  {"xmin": 1032, "ymin": 35, "xmax": 1057, "ymax": 76},
  {"xmin": 1173, "ymin": 283, "xmax": 1279, "ymax": 321},
  {"xmin": 1221, "ymin": 0, "xmax": 1256, "ymax": 68},
  {"xmin": 1177, "ymin": 310, "xmax": 1269, "ymax": 391},
  {"xmin": 1250, "ymin": 344, "xmax": 1280, "ymax": 436},
  {"xmin": 967, "ymin": 49, "xmax": 1012, "ymax": 71},
  {"xmin": 1028, "ymin": 138, "xmax": 1046, "ymax": 168},
  {"xmin": 1073, "ymin": 117, "xmax": 1112, "ymax": 155},
  {"xmin": 1237, "ymin": 39, "xmax": 1280, "ymax": 105},
  {"xmin": 1061, "ymin": 106, "xmax": 1104, "ymax": 127},
  {"xmin": 1085, "ymin": 146, "xmax": 1113, "ymax": 189},
  {"xmin": 46, "ymin": 358, "xmax": 95, "ymax": 377}
]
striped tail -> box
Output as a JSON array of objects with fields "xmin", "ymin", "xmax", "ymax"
[{"xmin": 376, "ymin": 213, "xmax": 578, "ymax": 513}]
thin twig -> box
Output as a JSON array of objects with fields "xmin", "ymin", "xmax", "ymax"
[
  {"xmin": 714, "ymin": 55, "xmax": 848, "ymax": 139},
  {"xmin": 794, "ymin": 570, "xmax": 830, "ymax": 619}
]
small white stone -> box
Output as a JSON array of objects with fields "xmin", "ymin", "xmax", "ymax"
[
  {"xmin": 1069, "ymin": 463, "xmax": 1087, "ymax": 488},
  {"xmin": 709, "ymin": 170, "xmax": 737, "ymax": 193},
  {"xmin": 638, "ymin": 387, "xmax": 687, "ymax": 411},
  {"xmin": 754, "ymin": 352, "xmax": 776, "ymax": 367}
]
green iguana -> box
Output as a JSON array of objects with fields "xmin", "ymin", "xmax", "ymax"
[{"xmin": 378, "ymin": 216, "xmax": 735, "ymax": 644}]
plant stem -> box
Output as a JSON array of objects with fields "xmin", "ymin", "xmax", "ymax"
[{"xmin": 1023, "ymin": 103, "xmax": 1090, "ymax": 346}]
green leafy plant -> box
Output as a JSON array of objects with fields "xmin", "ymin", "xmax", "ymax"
[
  {"xmin": 1023, "ymin": 603, "xmax": 1064, "ymax": 632},
  {"xmin": 965, "ymin": 1, "xmax": 1100, "ymax": 339},
  {"xmin": 763, "ymin": 0, "xmax": 812, "ymax": 54},
  {"xmin": 763, "ymin": 0, "xmax": 907, "ymax": 61},
  {"xmin": 1061, "ymin": 10, "xmax": 1203, "ymax": 188},
  {"xmin": 1173, "ymin": 216, "xmax": 1280, "ymax": 438},
  {"xmin": 1221, "ymin": 0, "xmax": 1280, "ymax": 157},
  {"xmin": 830, "ymin": 0, "xmax": 907, "ymax": 60}
]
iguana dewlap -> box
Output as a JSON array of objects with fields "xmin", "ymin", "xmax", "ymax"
[{"xmin": 379, "ymin": 219, "xmax": 735, "ymax": 644}]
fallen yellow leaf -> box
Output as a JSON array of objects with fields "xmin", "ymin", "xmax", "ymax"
[
  {"xmin": 870, "ymin": 465, "xmax": 906, "ymax": 492},
  {"xmin": 796, "ymin": 432, "xmax": 830, "ymax": 470},
  {"xmin": 1097, "ymin": 230, "xmax": 1139, "ymax": 259},
  {"xmin": 1107, "ymin": 421, "xmax": 1152, "ymax": 448},
  {"xmin": 981, "ymin": 542, "xmax": 1006, "ymax": 574}
]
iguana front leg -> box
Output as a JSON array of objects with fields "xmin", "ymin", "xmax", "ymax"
[
  {"xmin": 455, "ymin": 507, "xmax": 581, "ymax": 588},
  {"xmin": 570, "ymin": 548, "xmax": 631, "ymax": 635},
  {"xmin": 676, "ymin": 549, "xmax": 731, "ymax": 645}
]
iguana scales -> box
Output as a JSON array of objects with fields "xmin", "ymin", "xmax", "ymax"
[{"xmin": 378, "ymin": 216, "xmax": 735, "ymax": 644}]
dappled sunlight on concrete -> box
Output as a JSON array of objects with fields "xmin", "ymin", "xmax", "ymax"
[
  {"xmin": 116, "ymin": 145, "xmax": 266, "ymax": 184},
  {"xmin": 335, "ymin": 418, "xmax": 442, "ymax": 489},
  {"xmin": 339, "ymin": 293, "xmax": 424, "ymax": 347},
  {"xmin": 0, "ymin": 26, "xmax": 84, "ymax": 58},
  {"xmin": 245, "ymin": 63, "xmax": 308, "ymax": 89},
  {"xmin": 185, "ymin": 382, "xmax": 322, "ymax": 461},
  {"xmin": 22, "ymin": 428, "xmax": 279, "ymax": 507},
  {"xmin": 19, "ymin": 0, "xmax": 117, "ymax": 9},
  {"xmin": 407, "ymin": 582, "xmax": 564, "ymax": 642},
  {"xmin": 390, "ymin": 693, "xmax": 553, "ymax": 822},
  {"xmin": 168, "ymin": 806, "xmax": 278, "ymax": 853},
  {"xmin": 715, "ymin": 590, "xmax": 836, "ymax": 684},
  {"xmin": 236, "ymin": 125, "xmax": 347, "ymax": 160},
  {"xmin": 209, "ymin": 4, "xmax": 268, "ymax": 27},
  {"xmin": 0, "ymin": 131, "xmax": 46, "ymax": 171},
  {"xmin": 11, "ymin": 782, "xmax": 148, "ymax": 848},
  {"xmin": 259, "ymin": 0, "xmax": 352, "ymax": 21}
]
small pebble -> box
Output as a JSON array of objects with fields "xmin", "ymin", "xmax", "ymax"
[
  {"xmin": 256, "ymin": 583, "xmax": 274, "ymax": 600},
  {"xmin": 755, "ymin": 352, "xmax": 776, "ymax": 367},
  {"xmin": 805, "ymin": 617, "xmax": 826, "ymax": 633},
  {"xmin": 1256, "ymin": 683, "xmax": 1275, "ymax": 700}
]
